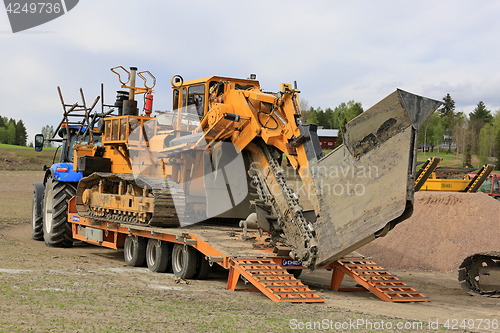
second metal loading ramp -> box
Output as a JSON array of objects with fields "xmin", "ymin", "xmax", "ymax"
[{"xmin": 330, "ymin": 257, "xmax": 430, "ymax": 302}]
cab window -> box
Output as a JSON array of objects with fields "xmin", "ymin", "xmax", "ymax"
[
  {"xmin": 182, "ymin": 87, "xmax": 187, "ymax": 112},
  {"xmin": 173, "ymin": 88, "xmax": 179, "ymax": 111},
  {"xmin": 478, "ymin": 178, "xmax": 492, "ymax": 193},
  {"xmin": 187, "ymin": 85, "xmax": 205, "ymax": 118}
]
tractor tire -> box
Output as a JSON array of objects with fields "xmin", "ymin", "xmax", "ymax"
[
  {"xmin": 43, "ymin": 178, "xmax": 76, "ymax": 247},
  {"xmin": 146, "ymin": 239, "xmax": 170, "ymax": 273},
  {"xmin": 124, "ymin": 236, "xmax": 147, "ymax": 267},
  {"xmin": 172, "ymin": 243, "xmax": 197, "ymax": 279},
  {"xmin": 193, "ymin": 251, "xmax": 211, "ymax": 280},
  {"xmin": 31, "ymin": 183, "xmax": 45, "ymax": 241}
]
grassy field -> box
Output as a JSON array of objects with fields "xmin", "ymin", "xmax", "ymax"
[
  {"xmin": 417, "ymin": 150, "xmax": 499, "ymax": 169},
  {"xmin": 0, "ymin": 144, "xmax": 57, "ymax": 171},
  {"xmin": 0, "ymin": 171, "xmax": 44, "ymax": 223},
  {"xmin": 417, "ymin": 150, "xmax": 465, "ymax": 167}
]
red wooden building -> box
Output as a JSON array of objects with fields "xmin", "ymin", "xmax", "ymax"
[{"xmin": 317, "ymin": 129, "xmax": 339, "ymax": 149}]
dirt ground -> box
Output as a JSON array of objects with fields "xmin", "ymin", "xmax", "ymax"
[{"xmin": 0, "ymin": 171, "xmax": 499, "ymax": 332}]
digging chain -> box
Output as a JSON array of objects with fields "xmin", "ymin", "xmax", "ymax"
[{"xmin": 250, "ymin": 144, "xmax": 318, "ymax": 268}]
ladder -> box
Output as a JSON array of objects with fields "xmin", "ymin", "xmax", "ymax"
[
  {"xmin": 463, "ymin": 164, "xmax": 495, "ymax": 193},
  {"xmin": 415, "ymin": 156, "xmax": 442, "ymax": 191},
  {"xmin": 227, "ymin": 258, "xmax": 324, "ymax": 303},
  {"xmin": 330, "ymin": 257, "xmax": 430, "ymax": 302}
]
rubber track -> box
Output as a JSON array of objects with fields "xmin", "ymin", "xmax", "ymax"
[
  {"xmin": 76, "ymin": 173, "xmax": 184, "ymax": 227},
  {"xmin": 458, "ymin": 251, "xmax": 500, "ymax": 297}
]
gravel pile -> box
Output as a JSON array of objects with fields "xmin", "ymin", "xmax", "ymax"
[{"xmin": 358, "ymin": 191, "xmax": 500, "ymax": 272}]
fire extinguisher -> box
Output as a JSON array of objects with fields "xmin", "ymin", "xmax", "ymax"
[{"xmin": 145, "ymin": 93, "xmax": 153, "ymax": 115}]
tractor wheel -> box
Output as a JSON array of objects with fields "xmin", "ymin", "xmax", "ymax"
[
  {"xmin": 43, "ymin": 178, "xmax": 76, "ymax": 247},
  {"xmin": 31, "ymin": 184, "xmax": 44, "ymax": 241},
  {"xmin": 172, "ymin": 244, "xmax": 197, "ymax": 279},
  {"xmin": 124, "ymin": 236, "xmax": 147, "ymax": 267},
  {"xmin": 146, "ymin": 239, "xmax": 170, "ymax": 273},
  {"xmin": 193, "ymin": 251, "xmax": 211, "ymax": 280}
]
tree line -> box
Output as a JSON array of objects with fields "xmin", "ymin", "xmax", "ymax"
[
  {"xmin": 418, "ymin": 93, "xmax": 499, "ymax": 167},
  {"xmin": 300, "ymin": 95, "xmax": 500, "ymax": 167},
  {"xmin": 300, "ymin": 100, "xmax": 364, "ymax": 146},
  {"xmin": 0, "ymin": 116, "xmax": 28, "ymax": 146}
]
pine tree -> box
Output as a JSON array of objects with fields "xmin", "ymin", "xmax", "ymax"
[
  {"xmin": 469, "ymin": 101, "xmax": 493, "ymax": 154},
  {"xmin": 6, "ymin": 122, "xmax": 16, "ymax": 145},
  {"xmin": 0, "ymin": 127, "xmax": 6, "ymax": 144},
  {"xmin": 306, "ymin": 109, "xmax": 318, "ymax": 125},
  {"xmin": 470, "ymin": 101, "xmax": 493, "ymax": 124},
  {"xmin": 439, "ymin": 93, "xmax": 456, "ymax": 151},
  {"xmin": 15, "ymin": 120, "xmax": 27, "ymax": 146}
]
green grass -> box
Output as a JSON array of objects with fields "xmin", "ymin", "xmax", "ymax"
[
  {"xmin": 417, "ymin": 150, "xmax": 498, "ymax": 170},
  {"xmin": 417, "ymin": 150, "xmax": 465, "ymax": 167},
  {"xmin": 0, "ymin": 144, "xmax": 58, "ymax": 171},
  {"xmin": 0, "ymin": 143, "xmax": 57, "ymax": 150}
]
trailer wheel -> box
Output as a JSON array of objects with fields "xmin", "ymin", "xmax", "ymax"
[
  {"xmin": 43, "ymin": 178, "xmax": 76, "ymax": 247},
  {"xmin": 287, "ymin": 269, "xmax": 302, "ymax": 279},
  {"xmin": 146, "ymin": 239, "xmax": 169, "ymax": 273},
  {"xmin": 31, "ymin": 184, "xmax": 44, "ymax": 241},
  {"xmin": 124, "ymin": 236, "xmax": 147, "ymax": 267},
  {"xmin": 193, "ymin": 252, "xmax": 211, "ymax": 280},
  {"xmin": 172, "ymin": 244, "xmax": 197, "ymax": 279}
]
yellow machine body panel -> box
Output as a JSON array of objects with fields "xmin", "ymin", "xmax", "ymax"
[{"xmin": 419, "ymin": 179, "xmax": 470, "ymax": 192}]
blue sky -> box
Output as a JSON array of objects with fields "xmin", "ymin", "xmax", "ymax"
[{"xmin": 1, "ymin": 1, "xmax": 500, "ymax": 142}]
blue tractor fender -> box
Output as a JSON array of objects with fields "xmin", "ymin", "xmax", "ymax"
[{"xmin": 43, "ymin": 163, "xmax": 83, "ymax": 185}]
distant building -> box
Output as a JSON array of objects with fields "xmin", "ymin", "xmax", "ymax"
[
  {"xmin": 441, "ymin": 135, "xmax": 457, "ymax": 150},
  {"xmin": 419, "ymin": 144, "xmax": 432, "ymax": 152},
  {"xmin": 317, "ymin": 129, "xmax": 339, "ymax": 149}
]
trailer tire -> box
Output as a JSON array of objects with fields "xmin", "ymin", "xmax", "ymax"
[
  {"xmin": 146, "ymin": 239, "xmax": 169, "ymax": 273},
  {"xmin": 124, "ymin": 236, "xmax": 147, "ymax": 267},
  {"xmin": 43, "ymin": 178, "xmax": 76, "ymax": 247},
  {"xmin": 166, "ymin": 243, "xmax": 174, "ymax": 273},
  {"xmin": 287, "ymin": 269, "xmax": 302, "ymax": 279},
  {"xmin": 31, "ymin": 183, "xmax": 44, "ymax": 241},
  {"xmin": 172, "ymin": 244, "xmax": 197, "ymax": 279},
  {"xmin": 193, "ymin": 252, "xmax": 211, "ymax": 280}
]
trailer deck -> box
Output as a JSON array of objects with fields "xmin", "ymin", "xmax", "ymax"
[{"xmin": 67, "ymin": 197, "xmax": 430, "ymax": 303}]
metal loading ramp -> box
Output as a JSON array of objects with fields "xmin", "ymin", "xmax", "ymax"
[
  {"xmin": 227, "ymin": 258, "xmax": 324, "ymax": 303},
  {"xmin": 330, "ymin": 257, "xmax": 430, "ymax": 302}
]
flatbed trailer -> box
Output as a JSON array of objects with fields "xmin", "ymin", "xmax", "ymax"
[{"xmin": 67, "ymin": 197, "xmax": 430, "ymax": 303}]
